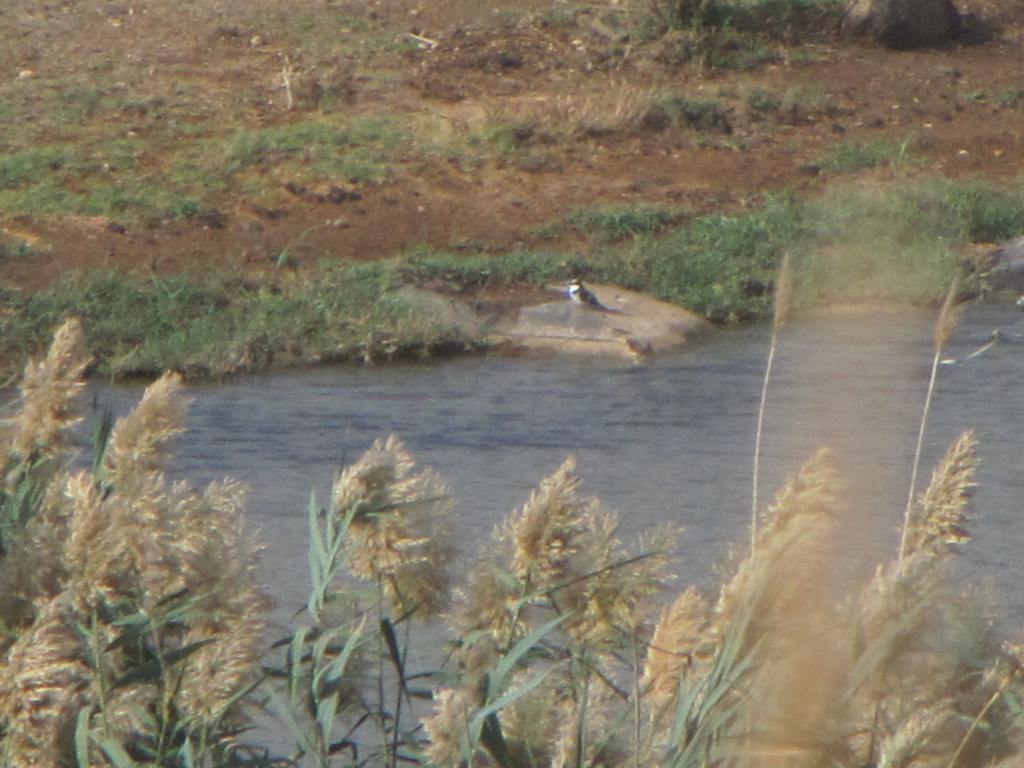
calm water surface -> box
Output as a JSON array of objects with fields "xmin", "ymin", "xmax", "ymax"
[{"xmin": 93, "ymin": 301, "xmax": 1024, "ymax": 628}]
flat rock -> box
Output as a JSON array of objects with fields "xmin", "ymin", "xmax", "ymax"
[{"xmin": 398, "ymin": 283, "xmax": 713, "ymax": 359}]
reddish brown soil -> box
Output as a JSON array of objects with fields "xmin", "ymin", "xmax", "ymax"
[{"xmin": 2, "ymin": 0, "xmax": 1023, "ymax": 292}]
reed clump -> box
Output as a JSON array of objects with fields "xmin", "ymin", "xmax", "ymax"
[
  {"xmin": 2, "ymin": 314, "xmax": 1023, "ymax": 768},
  {"xmin": 0, "ymin": 320, "xmax": 269, "ymax": 766}
]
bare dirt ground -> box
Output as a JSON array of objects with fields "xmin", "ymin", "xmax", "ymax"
[{"xmin": 2, "ymin": 0, "xmax": 1023, "ymax": 293}]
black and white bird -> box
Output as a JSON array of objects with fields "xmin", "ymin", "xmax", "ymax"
[{"xmin": 566, "ymin": 278, "xmax": 611, "ymax": 311}]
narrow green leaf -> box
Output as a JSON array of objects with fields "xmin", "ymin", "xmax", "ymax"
[
  {"xmin": 380, "ymin": 617, "xmax": 408, "ymax": 694},
  {"xmin": 473, "ymin": 665, "xmax": 557, "ymax": 729},
  {"xmin": 479, "ymin": 712, "xmax": 515, "ymax": 768},
  {"xmin": 288, "ymin": 625, "xmax": 312, "ymax": 705},
  {"xmin": 91, "ymin": 403, "xmax": 114, "ymax": 477},
  {"xmin": 112, "ymin": 638, "xmax": 216, "ymax": 689},
  {"xmin": 98, "ymin": 737, "xmax": 141, "ymax": 768},
  {"xmin": 73, "ymin": 704, "xmax": 95, "ymax": 768},
  {"xmin": 489, "ymin": 612, "xmax": 569, "ymax": 697},
  {"xmin": 268, "ymin": 687, "xmax": 316, "ymax": 759}
]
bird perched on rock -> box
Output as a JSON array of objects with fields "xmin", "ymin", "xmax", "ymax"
[{"xmin": 566, "ymin": 278, "xmax": 612, "ymax": 311}]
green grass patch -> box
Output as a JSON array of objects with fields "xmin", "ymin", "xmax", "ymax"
[
  {"xmin": 635, "ymin": 0, "xmax": 842, "ymax": 61},
  {"xmin": 793, "ymin": 179, "xmax": 1024, "ymax": 305},
  {"xmin": 819, "ymin": 137, "xmax": 919, "ymax": 173},
  {"xmin": 0, "ymin": 263, "xmax": 467, "ymax": 378},
  {"xmin": 744, "ymin": 86, "xmax": 782, "ymax": 115},
  {"xmin": 566, "ymin": 205, "xmax": 678, "ymax": 240},
  {"xmin": 995, "ymin": 86, "xmax": 1024, "ymax": 109},
  {"xmin": 222, "ymin": 116, "xmax": 406, "ymax": 183},
  {"xmin": 0, "ymin": 107, "xmax": 406, "ymax": 221},
  {"xmin": 0, "ymin": 146, "xmax": 78, "ymax": 190},
  {"xmin": 398, "ymin": 247, "xmax": 578, "ymax": 288},
  {"xmin": 223, "ymin": 117, "xmax": 405, "ymax": 171},
  {"xmin": 597, "ymin": 178, "xmax": 1024, "ymax": 320},
  {"xmin": 927, "ymin": 178, "xmax": 1024, "ymax": 243},
  {"xmin": 621, "ymin": 193, "xmax": 803, "ymax": 320}
]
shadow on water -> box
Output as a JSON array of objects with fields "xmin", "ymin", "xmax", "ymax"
[{"xmin": 89, "ymin": 300, "xmax": 1024, "ymax": 628}]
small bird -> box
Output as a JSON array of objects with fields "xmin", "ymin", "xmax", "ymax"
[
  {"xmin": 623, "ymin": 336, "xmax": 654, "ymax": 364},
  {"xmin": 566, "ymin": 278, "xmax": 611, "ymax": 311}
]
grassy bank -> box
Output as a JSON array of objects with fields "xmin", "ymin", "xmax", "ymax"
[
  {"xmin": 1, "ymin": 312, "xmax": 1022, "ymax": 767},
  {"xmin": 2, "ymin": 176, "xmax": 1022, "ymax": 380},
  {"xmin": 0, "ymin": 261, "xmax": 478, "ymax": 380}
]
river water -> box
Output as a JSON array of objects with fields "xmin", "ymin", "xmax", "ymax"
[{"xmin": 91, "ymin": 300, "xmax": 1024, "ymax": 630}]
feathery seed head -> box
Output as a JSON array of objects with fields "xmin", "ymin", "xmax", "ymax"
[
  {"xmin": 904, "ymin": 430, "xmax": 977, "ymax": 559},
  {"xmin": 333, "ymin": 435, "xmax": 455, "ymax": 616},
  {"xmin": 716, "ymin": 448, "xmax": 839, "ymax": 638},
  {"xmin": 0, "ymin": 598, "xmax": 92, "ymax": 767},
  {"xmin": 103, "ymin": 371, "xmax": 187, "ymax": 482},
  {"xmin": 5, "ymin": 319, "xmax": 91, "ymax": 465},
  {"xmin": 506, "ymin": 456, "xmax": 586, "ymax": 585},
  {"xmin": 422, "ymin": 686, "xmax": 477, "ymax": 766},
  {"xmin": 642, "ymin": 586, "xmax": 711, "ymax": 716}
]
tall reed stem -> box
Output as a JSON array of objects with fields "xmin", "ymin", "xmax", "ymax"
[
  {"xmin": 751, "ymin": 253, "xmax": 792, "ymax": 555},
  {"xmin": 898, "ymin": 279, "xmax": 959, "ymax": 563}
]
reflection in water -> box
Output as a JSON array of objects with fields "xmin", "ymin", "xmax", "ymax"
[{"xmin": 90, "ymin": 302, "xmax": 1024, "ymax": 627}]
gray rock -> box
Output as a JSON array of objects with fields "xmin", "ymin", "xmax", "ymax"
[
  {"xmin": 396, "ymin": 283, "xmax": 713, "ymax": 360},
  {"xmin": 986, "ymin": 236, "xmax": 1024, "ymax": 293}
]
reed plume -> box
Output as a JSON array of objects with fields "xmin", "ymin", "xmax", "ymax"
[
  {"xmin": 170, "ymin": 479, "xmax": 269, "ymax": 724},
  {"xmin": 431, "ymin": 456, "xmax": 677, "ymax": 766},
  {"xmin": 859, "ymin": 430, "xmax": 978, "ymax": 651},
  {"xmin": 0, "ymin": 597, "xmax": 91, "ymax": 766},
  {"xmin": 751, "ymin": 252, "xmax": 794, "ymax": 555},
  {"xmin": 722, "ymin": 447, "xmax": 846, "ymax": 763},
  {"xmin": 332, "ymin": 434, "xmax": 455, "ymax": 617},
  {"xmin": 640, "ymin": 585, "xmax": 711, "ymax": 721},
  {"xmin": 421, "ymin": 685, "xmax": 479, "ymax": 766},
  {"xmin": 639, "ymin": 452, "xmax": 851, "ymax": 765},
  {"xmin": 2, "ymin": 318, "xmax": 90, "ymax": 467},
  {"xmin": 422, "ymin": 635, "xmax": 498, "ymax": 765},
  {"xmin": 723, "ymin": 446, "xmax": 839, "ymax": 637},
  {"xmin": 903, "ymin": 429, "xmax": 976, "ymax": 559},
  {"xmin": 899, "ymin": 278, "xmax": 961, "ymax": 563},
  {"xmin": 459, "ymin": 456, "xmax": 675, "ymax": 653},
  {"xmin": 0, "ymin": 320, "xmax": 92, "ymax": 655},
  {"xmin": 0, "ymin": 328, "xmax": 269, "ymax": 765},
  {"xmin": 103, "ymin": 370, "xmax": 187, "ymax": 478}
]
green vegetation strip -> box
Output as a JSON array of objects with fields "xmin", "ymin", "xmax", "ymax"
[
  {"xmin": 0, "ymin": 263, "xmax": 471, "ymax": 379},
  {"xmin": 1, "ymin": 178, "xmax": 1022, "ymax": 379}
]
